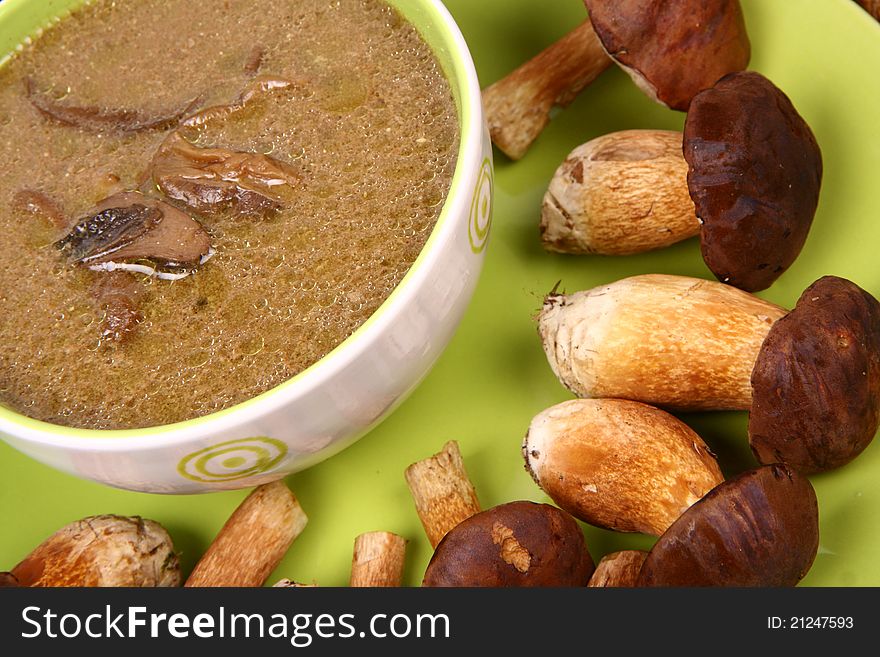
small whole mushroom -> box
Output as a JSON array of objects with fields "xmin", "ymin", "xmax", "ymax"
[
  {"xmin": 541, "ymin": 71, "xmax": 823, "ymax": 292},
  {"xmin": 538, "ymin": 274, "xmax": 880, "ymax": 473},
  {"xmin": 422, "ymin": 501, "xmax": 595, "ymax": 587},
  {"xmin": 483, "ymin": 0, "xmax": 750, "ymax": 159},
  {"xmin": 637, "ymin": 464, "xmax": 819, "ymax": 587},
  {"xmin": 523, "ymin": 398, "xmax": 723, "ymax": 534},
  {"xmin": 4, "ymin": 515, "xmax": 180, "ymax": 587}
]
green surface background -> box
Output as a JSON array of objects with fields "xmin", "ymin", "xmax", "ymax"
[{"xmin": 2, "ymin": 0, "xmax": 879, "ymax": 586}]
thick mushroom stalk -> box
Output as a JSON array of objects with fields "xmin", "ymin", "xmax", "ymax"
[
  {"xmin": 483, "ymin": 0, "xmax": 749, "ymax": 159},
  {"xmin": 541, "ymin": 73, "xmax": 822, "ymax": 292},
  {"xmin": 483, "ymin": 21, "xmax": 611, "ymax": 161},
  {"xmin": 539, "ymin": 274, "xmax": 880, "ymax": 473},
  {"xmin": 637, "ymin": 464, "xmax": 819, "ymax": 587},
  {"xmin": 541, "ymin": 130, "xmax": 698, "ymax": 255},
  {"xmin": 538, "ymin": 274, "xmax": 786, "ymax": 411},
  {"xmin": 9, "ymin": 515, "xmax": 180, "ymax": 587},
  {"xmin": 524, "ymin": 399, "xmax": 723, "ymax": 534}
]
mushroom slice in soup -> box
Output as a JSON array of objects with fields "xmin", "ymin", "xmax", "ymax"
[
  {"xmin": 56, "ymin": 191, "xmax": 212, "ymax": 278},
  {"xmin": 151, "ymin": 132, "xmax": 300, "ymax": 220},
  {"xmin": 25, "ymin": 77, "xmax": 202, "ymax": 134},
  {"xmin": 90, "ymin": 270, "xmax": 145, "ymax": 343},
  {"xmin": 13, "ymin": 189, "xmax": 69, "ymax": 230}
]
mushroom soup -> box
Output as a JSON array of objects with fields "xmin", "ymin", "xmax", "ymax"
[{"xmin": 0, "ymin": 0, "xmax": 459, "ymax": 429}]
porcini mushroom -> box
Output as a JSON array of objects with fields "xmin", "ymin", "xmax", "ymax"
[
  {"xmin": 422, "ymin": 501, "xmax": 594, "ymax": 587},
  {"xmin": 538, "ymin": 274, "xmax": 880, "ymax": 473},
  {"xmin": 637, "ymin": 464, "xmax": 819, "ymax": 587},
  {"xmin": 542, "ymin": 72, "xmax": 822, "ymax": 292},
  {"xmin": 523, "ymin": 398, "xmax": 723, "ymax": 534},
  {"xmin": 541, "ymin": 129, "xmax": 698, "ymax": 255},
  {"xmin": 483, "ymin": 0, "xmax": 750, "ymax": 159},
  {"xmin": 7, "ymin": 515, "xmax": 180, "ymax": 587},
  {"xmin": 685, "ymin": 71, "xmax": 823, "ymax": 291}
]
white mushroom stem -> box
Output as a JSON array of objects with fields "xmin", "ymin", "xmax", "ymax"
[
  {"xmin": 185, "ymin": 481, "xmax": 308, "ymax": 587},
  {"xmin": 541, "ymin": 130, "xmax": 699, "ymax": 255},
  {"xmin": 483, "ymin": 20, "xmax": 611, "ymax": 160},
  {"xmin": 538, "ymin": 275, "xmax": 787, "ymax": 411},
  {"xmin": 349, "ymin": 532, "xmax": 407, "ymax": 587}
]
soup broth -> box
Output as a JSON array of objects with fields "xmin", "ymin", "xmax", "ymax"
[{"xmin": 0, "ymin": 0, "xmax": 459, "ymax": 429}]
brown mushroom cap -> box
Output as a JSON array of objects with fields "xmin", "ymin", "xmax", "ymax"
[
  {"xmin": 637, "ymin": 464, "xmax": 819, "ymax": 587},
  {"xmin": 750, "ymin": 276, "xmax": 880, "ymax": 473},
  {"xmin": 584, "ymin": 0, "xmax": 750, "ymax": 110},
  {"xmin": 422, "ymin": 501, "xmax": 594, "ymax": 587},
  {"xmin": 684, "ymin": 71, "xmax": 823, "ymax": 292},
  {"xmin": 56, "ymin": 191, "xmax": 211, "ymax": 267}
]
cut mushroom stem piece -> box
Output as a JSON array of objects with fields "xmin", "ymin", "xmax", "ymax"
[
  {"xmin": 539, "ymin": 274, "xmax": 880, "ymax": 473},
  {"xmin": 422, "ymin": 501, "xmax": 594, "ymax": 587},
  {"xmin": 637, "ymin": 464, "xmax": 819, "ymax": 587},
  {"xmin": 9, "ymin": 515, "xmax": 180, "ymax": 587},
  {"xmin": 404, "ymin": 440, "xmax": 481, "ymax": 548},
  {"xmin": 484, "ymin": 0, "xmax": 750, "ymax": 159},
  {"xmin": 56, "ymin": 191, "xmax": 212, "ymax": 279},
  {"xmin": 542, "ymin": 72, "xmax": 822, "ymax": 292},
  {"xmin": 349, "ymin": 532, "xmax": 407, "ymax": 587},
  {"xmin": 185, "ymin": 481, "xmax": 308, "ymax": 587},
  {"xmin": 588, "ymin": 550, "xmax": 648, "ymax": 587},
  {"xmin": 524, "ymin": 399, "xmax": 723, "ymax": 535},
  {"xmin": 483, "ymin": 20, "xmax": 611, "ymax": 161},
  {"xmin": 541, "ymin": 130, "xmax": 698, "ymax": 255}
]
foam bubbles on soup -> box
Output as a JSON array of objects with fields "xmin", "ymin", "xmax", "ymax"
[{"xmin": 0, "ymin": 0, "xmax": 459, "ymax": 429}]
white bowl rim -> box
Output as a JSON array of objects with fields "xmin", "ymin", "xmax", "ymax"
[{"xmin": 0, "ymin": 0, "xmax": 485, "ymax": 448}]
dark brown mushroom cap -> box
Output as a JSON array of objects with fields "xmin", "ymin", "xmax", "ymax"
[
  {"xmin": 584, "ymin": 0, "xmax": 750, "ymax": 110},
  {"xmin": 56, "ymin": 191, "xmax": 211, "ymax": 267},
  {"xmin": 750, "ymin": 276, "xmax": 880, "ymax": 473},
  {"xmin": 422, "ymin": 501, "xmax": 594, "ymax": 587},
  {"xmin": 684, "ymin": 71, "xmax": 823, "ymax": 292},
  {"xmin": 637, "ymin": 464, "xmax": 819, "ymax": 587}
]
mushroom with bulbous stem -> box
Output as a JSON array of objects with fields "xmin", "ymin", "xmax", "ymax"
[
  {"xmin": 538, "ymin": 274, "xmax": 880, "ymax": 474},
  {"xmin": 523, "ymin": 398, "xmax": 723, "ymax": 535},
  {"xmin": 542, "ymin": 71, "xmax": 823, "ymax": 292},
  {"xmin": 638, "ymin": 464, "xmax": 819, "ymax": 587},
  {"xmin": 483, "ymin": 0, "xmax": 750, "ymax": 160}
]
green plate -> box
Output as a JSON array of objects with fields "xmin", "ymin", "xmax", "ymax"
[{"xmin": 1, "ymin": 0, "xmax": 879, "ymax": 587}]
